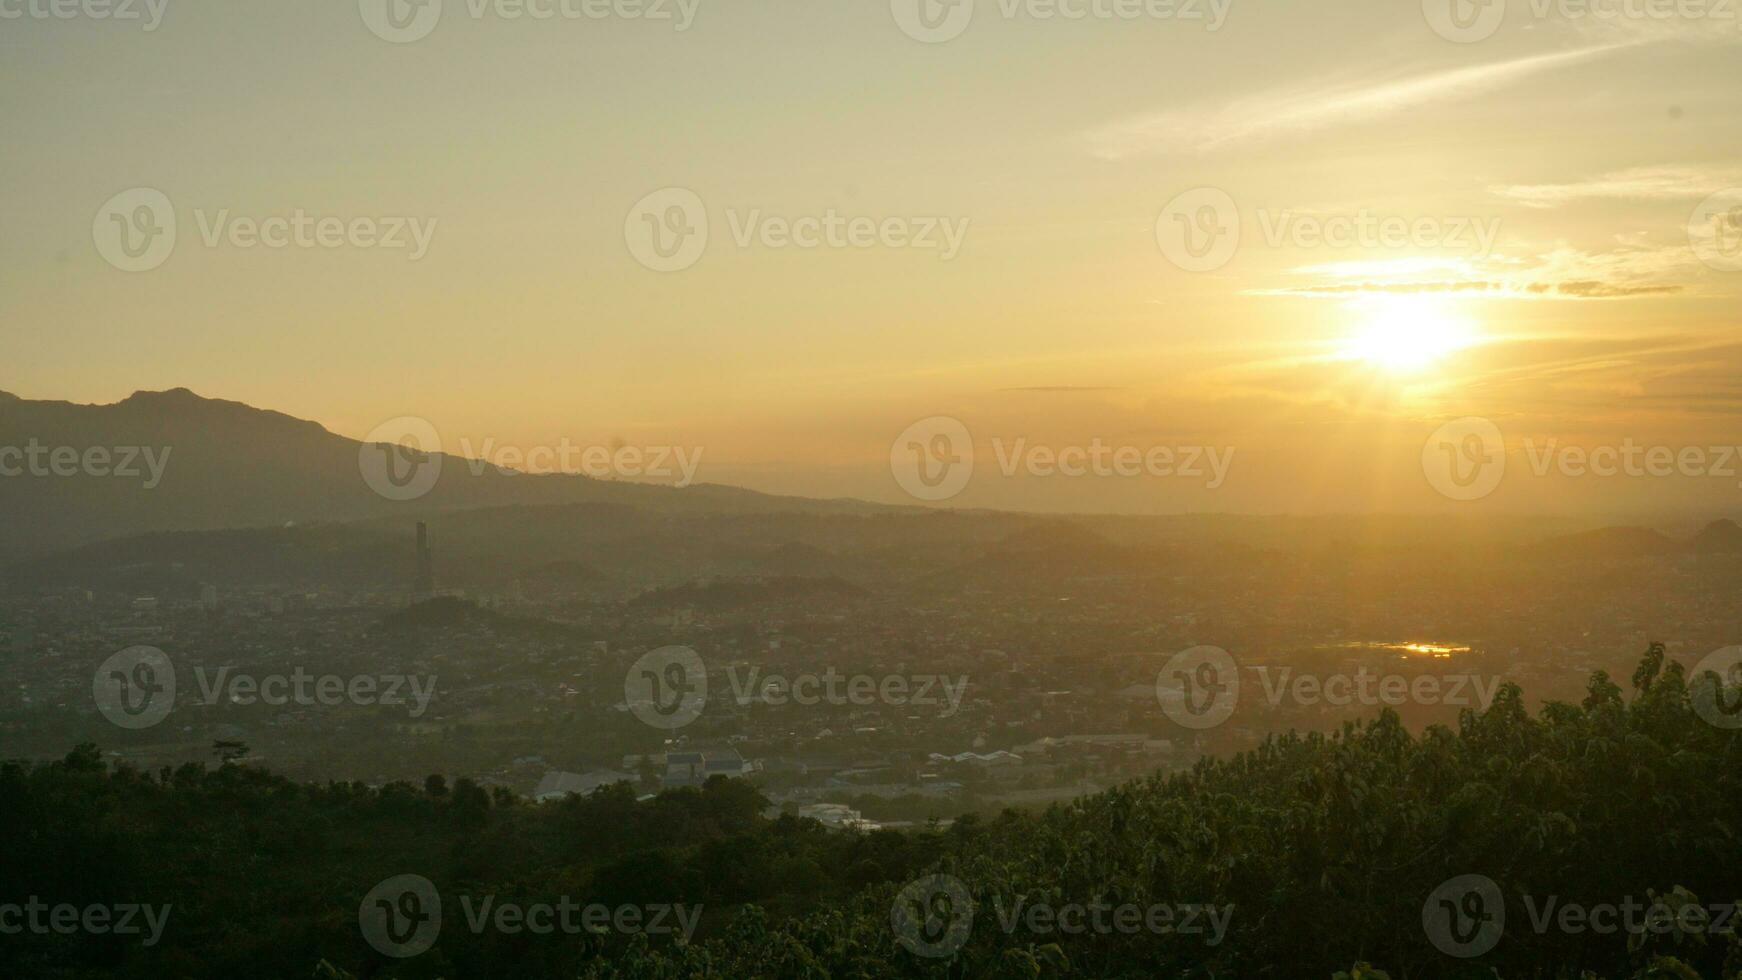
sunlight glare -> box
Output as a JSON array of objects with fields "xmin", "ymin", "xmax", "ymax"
[{"xmin": 1340, "ymin": 295, "xmax": 1478, "ymax": 373}]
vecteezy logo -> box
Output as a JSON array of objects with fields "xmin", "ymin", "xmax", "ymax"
[
  {"xmin": 891, "ymin": 874, "xmax": 974, "ymax": 958},
  {"xmin": 1156, "ymin": 645, "xmax": 1239, "ymax": 729},
  {"xmin": 359, "ymin": 416, "xmax": 443, "ymax": 501},
  {"xmin": 1423, "ymin": 874, "xmax": 1504, "ymax": 958},
  {"xmin": 1422, "ymin": 0, "xmax": 1505, "ymax": 43},
  {"xmin": 1689, "ymin": 189, "xmax": 1742, "ymax": 273},
  {"xmin": 359, "ymin": 0, "xmax": 443, "ymax": 43},
  {"xmin": 625, "ymin": 646, "xmax": 708, "ymax": 730},
  {"xmin": 890, "ymin": 0, "xmax": 975, "ymax": 42},
  {"xmin": 1422, "ymin": 417, "xmax": 1505, "ymax": 501},
  {"xmin": 625, "ymin": 188, "xmax": 709, "ymax": 272},
  {"xmin": 890, "ymin": 416, "xmax": 973, "ymax": 502},
  {"xmin": 92, "ymin": 646, "xmax": 176, "ymax": 729},
  {"xmin": 359, "ymin": 874, "xmax": 442, "ymax": 958},
  {"xmin": 93, "ymin": 188, "xmax": 176, "ymax": 273},
  {"xmin": 1690, "ymin": 646, "xmax": 1742, "ymax": 730},
  {"xmin": 1156, "ymin": 188, "xmax": 1240, "ymax": 273}
]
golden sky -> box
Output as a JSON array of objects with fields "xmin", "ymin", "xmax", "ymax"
[{"xmin": 2, "ymin": 0, "xmax": 1739, "ymax": 514}]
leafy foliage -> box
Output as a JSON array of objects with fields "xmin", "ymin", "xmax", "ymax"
[{"xmin": 3, "ymin": 645, "xmax": 1739, "ymax": 978}]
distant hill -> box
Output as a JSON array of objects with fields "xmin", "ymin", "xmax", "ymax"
[
  {"xmin": 1, "ymin": 502, "xmax": 1052, "ymax": 597},
  {"xmin": 9, "ymin": 388, "xmax": 1741, "ymax": 593},
  {"xmin": 518, "ymin": 558, "xmax": 608, "ymax": 584},
  {"xmin": 0, "ymin": 388, "xmax": 902, "ymax": 562},
  {"xmin": 4, "ymin": 523, "xmax": 409, "ymax": 594},
  {"xmin": 731, "ymin": 541, "xmax": 849, "ymax": 577},
  {"xmin": 1524, "ymin": 525, "xmax": 1681, "ymax": 561},
  {"xmin": 1526, "ymin": 520, "xmax": 1742, "ymax": 561},
  {"xmin": 985, "ymin": 521, "xmax": 1121, "ymax": 559},
  {"xmin": 627, "ymin": 576, "xmax": 866, "ymax": 611},
  {"xmin": 949, "ymin": 520, "xmax": 1159, "ymax": 585},
  {"xmin": 1692, "ymin": 518, "xmax": 1742, "ymax": 554}
]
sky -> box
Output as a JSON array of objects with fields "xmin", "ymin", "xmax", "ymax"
[{"xmin": 2, "ymin": 0, "xmax": 1740, "ymax": 515}]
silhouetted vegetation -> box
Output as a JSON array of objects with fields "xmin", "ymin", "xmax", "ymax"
[{"xmin": 5, "ymin": 645, "xmax": 1738, "ymax": 978}]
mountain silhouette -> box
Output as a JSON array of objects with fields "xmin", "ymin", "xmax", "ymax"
[
  {"xmin": 1524, "ymin": 525, "xmax": 1680, "ymax": 560},
  {"xmin": 1691, "ymin": 518, "xmax": 1742, "ymax": 553},
  {"xmin": 1526, "ymin": 520, "xmax": 1742, "ymax": 560},
  {"xmin": 0, "ymin": 388, "xmax": 893, "ymax": 562}
]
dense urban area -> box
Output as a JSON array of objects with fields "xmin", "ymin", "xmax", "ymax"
[{"xmin": 7, "ymin": 513, "xmax": 1739, "ymax": 829}]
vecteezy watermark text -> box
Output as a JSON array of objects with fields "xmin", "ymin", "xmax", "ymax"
[
  {"xmin": 890, "ymin": 0, "xmax": 1233, "ymax": 44},
  {"xmin": 455, "ymin": 436, "xmax": 704, "ymax": 487},
  {"xmin": 1248, "ymin": 666, "xmax": 1500, "ymax": 711},
  {"xmin": 0, "ymin": 0, "xmax": 168, "ymax": 29},
  {"xmin": 1155, "ymin": 188, "xmax": 1503, "ymax": 273},
  {"xmin": 725, "ymin": 666, "xmax": 969, "ymax": 717},
  {"xmin": 625, "ymin": 188, "xmax": 970, "ymax": 272},
  {"xmin": 989, "ymin": 896, "xmax": 1232, "ymax": 944},
  {"xmin": 459, "ymin": 896, "xmax": 701, "ymax": 942},
  {"xmin": 1425, "ymin": 0, "xmax": 1739, "ymax": 44},
  {"xmin": 1425, "ymin": 875, "xmax": 1739, "ymax": 958},
  {"xmin": 0, "ymin": 441, "xmax": 171, "ymax": 488},
  {"xmin": 93, "ymin": 188, "xmax": 437, "ymax": 273},
  {"xmin": 360, "ymin": 0, "xmax": 701, "ymax": 43},
  {"xmin": 620, "ymin": 648, "xmax": 967, "ymax": 729},
  {"xmin": 991, "ymin": 437, "xmax": 1234, "ymax": 486},
  {"xmin": 890, "ymin": 874, "xmax": 1231, "ymax": 959},
  {"xmin": 624, "ymin": 646, "xmax": 709, "ymax": 730},
  {"xmin": 889, "ymin": 416, "xmax": 1236, "ymax": 503},
  {"xmin": 358, "ymin": 417, "xmax": 705, "ymax": 502},
  {"xmin": 1520, "ymin": 894, "xmax": 1739, "ymax": 937},
  {"xmin": 190, "ymin": 666, "xmax": 438, "ymax": 718},
  {"xmin": 1522, "ymin": 437, "xmax": 1742, "ymax": 486},
  {"xmin": 0, "ymin": 899, "xmax": 171, "ymax": 946},
  {"xmin": 1690, "ymin": 646, "xmax": 1742, "ymax": 729},
  {"xmin": 359, "ymin": 874, "xmax": 698, "ymax": 958},
  {"xmin": 193, "ymin": 209, "xmax": 437, "ymax": 260},
  {"xmin": 93, "ymin": 647, "xmax": 438, "ymax": 730},
  {"xmin": 1154, "ymin": 646, "xmax": 1499, "ymax": 730},
  {"xmin": 1690, "ymin": 189, "xmax": 1742, "ymax": 272},
  {"xmin": 1423, "ymin": 416, "xmax": 1742, "ymax": 503}
]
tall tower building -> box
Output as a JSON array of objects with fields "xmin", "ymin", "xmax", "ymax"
[{"xmin": 414, "ymin": 522, "xmax": 435, "ymax": 599}]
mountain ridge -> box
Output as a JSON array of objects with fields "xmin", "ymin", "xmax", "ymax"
[
  {"xmin": 0, "ymin": 387, "xmax": 902, "ymax": 562},
  {"xmin": 5, "ymin": 388, "xmax": 1739, "ymax": 573}
]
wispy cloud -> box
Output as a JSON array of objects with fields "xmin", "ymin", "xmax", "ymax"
[
  {"xmin": 1249, "ymin": 241, "xmax": 1707, "ymax": 300},
  {"xmin": 998, "ymin": 386, "xmax": 1126, "ymax": 393},
  {"xmin": 1257, "ymin": 280, "xmax": 1685, "ymax": 298},
  {"xmin": 1555, "ymin": 12, "xmax": 1742, "ymax": 44},
  {"xmin": 1493, "ymin": 165, "xmax": 1742, "ymax": 208},
  {"xmin": 1084, "ymin": 42, "xmax": 1639, "ymax": 159},
  {"xmin": 1453, "ymin": 336, "xmax": 1742, "ymax": 424}
]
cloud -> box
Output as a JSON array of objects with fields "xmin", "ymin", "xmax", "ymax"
[
  {"xmin": 1494, "ymin": 166, "xmax": 1742, "ymax": 208},
  {"xmin": 998, "ymin": 386, "xmax": 1127, "ymax": 393},
  {"xmin": 1252, "ymin": 280, "xmax": 1683, "ymax": 299},
  {"xmin": 1083, "ymin": 42, "xmax": 1639, "ymax": 159},
  {"xmin": 1223, "ymin": 330, "xmax": 1742, "ymax": 431},
  {"xmin": 1253, "ymin": 281, "xmax": 1507, "ymax": 297},
  {"xmin": 1555, "ymin": 11, "xmax": 1742, "ymax": 44},
  {"xmin": 1287, "ymin": 257, "xmax": 1489, "ymax": 279},
  {"xmin": 1453, "ymin": 336, "xmax": 1742, "ymax": 424},
  {"xmin": 1525, "ymin": 241, "xmax": 1705, "ymax": 291},
  {"xmin": 1250, "ymin": 242, "xmax": 1706, "ymax": 300},
  {"xmin": 1531, "ymin": 280, "xmax": 1684, "ymax": 298}
]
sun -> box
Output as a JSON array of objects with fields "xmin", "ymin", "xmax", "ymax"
[{"xmin": 1339, "ymin": 295, "xmax": 1478, "ymax": 373}]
